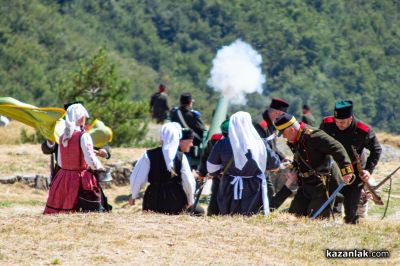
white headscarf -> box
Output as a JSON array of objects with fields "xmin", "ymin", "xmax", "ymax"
[
  {"xmin": 160, "ymin": 122, "xmax": 182, "ymax": 171},
  {"xmin": 229, "ymin": 111, "xmax": 267, "ymax": 172},
  {"xmin": 62, "ymin": 103, "xmax": 89, "ymax": 147}
]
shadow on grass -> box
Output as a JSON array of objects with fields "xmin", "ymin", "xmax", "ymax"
[{"xmin": 114, "ymin": 191, "xmax": 144, "ymax": 203}]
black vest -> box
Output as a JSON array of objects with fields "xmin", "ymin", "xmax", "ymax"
[{"xmin": 147, "ymin": 147, "xmax": 183, "ymax": 185}]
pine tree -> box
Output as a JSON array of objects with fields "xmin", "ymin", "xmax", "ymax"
[{"xmin": 58, "ymin": 49, "xmax": 149, "ymax": 146}]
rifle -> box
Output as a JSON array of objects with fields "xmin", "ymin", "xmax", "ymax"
[
  {"xmin": 372, "ymin": 166, "xmax": 400, "ymax": 190},
  {"xmin": 190, "ymin": 172, "xmax": 208, "ymax": 214},
  {"xmin": 351, "ymin": 146, "xmax": 384, "ymax": 205},
  {"xmin": 190, "ymin": 158, "xmax": 233, "ymax": 213}
]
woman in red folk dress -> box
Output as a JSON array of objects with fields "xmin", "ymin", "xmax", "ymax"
[{"xmin": 44, "ymin": 103, "xmax": 104, "ymax": 214}]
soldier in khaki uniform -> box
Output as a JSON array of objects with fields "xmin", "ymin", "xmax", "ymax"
[{"xmin": 275, "ymin": 113, "xmax": 354, "ymax": 219}]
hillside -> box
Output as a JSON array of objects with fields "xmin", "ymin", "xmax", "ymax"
[{"xmin": 0, "ymin": 0, "xmax": 400, "ymax": 132}]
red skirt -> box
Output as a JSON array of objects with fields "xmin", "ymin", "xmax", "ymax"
[{"xmin": 44, "ymin": 169, "xmax": 98, "ymax": 214}]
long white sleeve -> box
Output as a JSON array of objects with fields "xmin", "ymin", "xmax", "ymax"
[
  {"xmin": 207, "ymin": 161, "xmax": 222, "ymax": 173},
  {"xmin": 80, "ymin": 132, "xmax": 103, "ymax": 170},
  {"xmin": 180, "ymin": 154, "xmax": 196, "ymax": 205},
  {"xmin": 57, "ymin": 145, "xmax": 62, "ymax": 168},
  {"xmin": 130, "ymin": 152, "xmax": 150, "ymax": 199}
]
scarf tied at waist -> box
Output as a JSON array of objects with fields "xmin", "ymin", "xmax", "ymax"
[{"xmin": 230, "ymin": 173, "xmax": 269, "ymax": 217}]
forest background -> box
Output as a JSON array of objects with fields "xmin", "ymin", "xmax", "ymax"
[{"xmin": 0, "ymin": 0, "xmax": 399, "ymax": 145}]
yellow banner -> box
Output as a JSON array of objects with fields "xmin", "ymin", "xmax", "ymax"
[
  {"xmin": 86, "ymin": 119, "xmax": 113, "ymax": 147},
  {"xmin": 0, "ymin": 97, "xmax": 113, "ymax": 147},
  {"xmin": 0, "ymin": 97, "xmax": 65, "ymax": 142}
]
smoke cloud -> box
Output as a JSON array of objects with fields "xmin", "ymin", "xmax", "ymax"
[{"xmin": 207, "ymin": 39, "xmax": 266, "ymax": 105}]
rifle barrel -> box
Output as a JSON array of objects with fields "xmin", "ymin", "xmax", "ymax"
[{"xmin": 373, "ymin": 166, "xmax": 400, "ymax": 190}]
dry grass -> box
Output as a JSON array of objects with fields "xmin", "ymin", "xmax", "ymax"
[
  {"xmin": 106, "ymin": 147, "xmax": 147, "ymax": 165},
  {"xmin": 0, "ymin": 158, "xmax": 400, "ymax": 265},
  {"xmin": 0, "ymin": 144, "xmax": 50, "ymax": 176},
  {"xmin": 0, "ymin": 121, "xmax": 36, "ymax": 145},
  {"xmin": 0, "ymin": 144, "xmax": 146, "ymax": 176},
  {"xmin": 0, "ymin": 123, "xmax": 399, "ymax": 264},
  {"xmin": 367, "ymin": 161, "xmax": 400, "ymax": 219},
  {"xmin": 377, "ymin": 132, "xmax": 400, "ymax": 148},
  {"xmin": 0, "ymin": 182, "xmax": 399, "ymax": 265}
]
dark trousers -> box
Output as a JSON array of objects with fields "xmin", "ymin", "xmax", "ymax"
[
  {"xmin": 328, "ymin": 167, "xmax": 363, "ymax": 224},
  {"xmin": 341, "ymin": 182, "xmax": 363, "ymax": 224},
  {"xmin": 289, "ymin": 182, "xmax": 330, "ymax": 218},
  {"xmin": 329, "ymin": 163, "xmax": 344, "ymax": 214},
  {"xmin": 270, "ymin": 185, "xmax": 293, "ymax": 211},
  {"xmin": 207, "ymin": 178, "xmax": 220, "ymax": 216},
  {"xmin": 266, "ymin": 174, "xmax": 275, "ymax": 205}
]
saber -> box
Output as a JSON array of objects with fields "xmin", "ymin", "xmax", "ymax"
[{"xmin": 310, "ymin": 182, "xmax": 345, "ymax": 220}]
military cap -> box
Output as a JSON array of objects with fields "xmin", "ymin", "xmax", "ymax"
[
  {"xmin": 334, "ymin": 100, "xmax": 353, "ymax": 119},
  {"xmin": 275, "ymin": 113, "xmax": 297, "ymax": 133},
  {"xmin": 220, "ymin": 119, "xmax": 230, "ymax": 134},
  {"xmin": 180, "ymin": 93, "xmax": 193, "ymax": 105},
  {"xmin": 181, "ymin": 128, "xmax": 194, "ymax": 140},
  {"xmin": 270, "ymin": 98, "xmax": 289, "ymax": 112}
]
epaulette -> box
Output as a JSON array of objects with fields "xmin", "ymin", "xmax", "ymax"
[
  {"xmin": 211, "ymin": 133, "xmax": 223, "ymax": 141},
  {"xmin": 191, "ymin": 110, "xmax": 201, "ymax": 117},
  {"xmin": 304, "ymin": 128, "xmax": 314, "ymax": 135},
  {"xmin": 356, "ymin": 121, "xmax": 370, "ymax": 133},
  {"xmin": 323, "ymin": 116, "xmax": 335, "ymax": 124}
]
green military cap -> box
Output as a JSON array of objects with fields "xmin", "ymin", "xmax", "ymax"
[
  {"xmin": 334, "ymin": 100, "xmax": 353, "ymax": 119},
  {"xmin": 220, "ymin": 119, "xmax": 230, "ymax": 134}
]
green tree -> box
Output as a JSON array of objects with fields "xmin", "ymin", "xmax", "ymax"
[
  {"xmin": 1, "ymin": 0, "xmax": 400, "ymax": 134},
  {"xmin": 58, "ymin": 49, "xmax": 148, "ymax": 146}
]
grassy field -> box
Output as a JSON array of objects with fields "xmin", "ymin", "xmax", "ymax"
[
  {"xmin": 378, "ymin": 132, "xmax": 400, "ymax": 149},
  {"xmin": 0, "ymin": 122, "xmax": 399, "ymax": 265},
  {"xmin": 0, "ymin": 182, "xmax": 399, "ymax": 265}
]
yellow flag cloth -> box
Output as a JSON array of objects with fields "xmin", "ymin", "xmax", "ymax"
[
  {"xmin": 86, "ymin": 119, "xmax": 113, "ymax": 147},
  {"xmin": 0, "ymin": 97, "xmax": 113, "ymax": 146},
  {"xmin": 0, "ymin": 97, "xmax": 65, "ymax": 142}
]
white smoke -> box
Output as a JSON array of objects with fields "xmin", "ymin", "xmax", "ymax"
[{"xmin": 207, "ymin": 39, "xmax": 266, "ymax": 105}]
